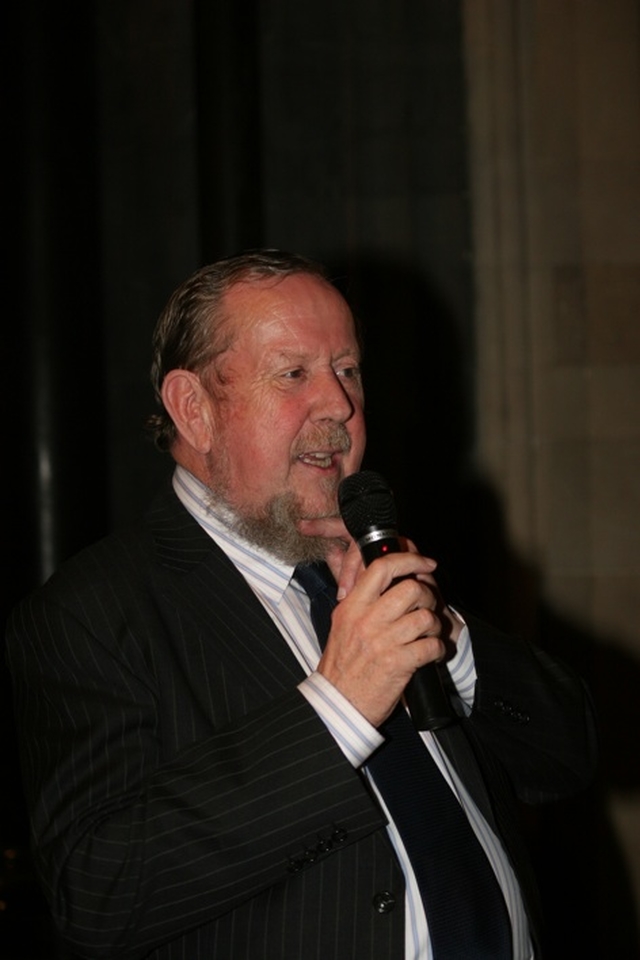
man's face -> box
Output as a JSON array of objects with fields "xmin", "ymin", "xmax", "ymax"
[{"xmin": 202, "ymin": 272, "xmax": 366, "ymax": 548}]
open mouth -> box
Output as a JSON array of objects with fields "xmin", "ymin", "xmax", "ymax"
[
  {"xmin": 297, "ymin": 451, "xmax": 337, "ymax": 469},
  {"xmin": 294, "ymin": 425, "xmax": 351, "ymax": 471}
]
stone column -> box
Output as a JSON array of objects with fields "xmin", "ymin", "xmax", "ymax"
[{"xmin": 464, "ymin": 0, "xmax": 640, "ymax": 944}]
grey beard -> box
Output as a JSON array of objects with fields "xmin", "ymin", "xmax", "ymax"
[
  {"xmin": 203, "ymin": 422, "xmax": 353, "ymax": 564},
  {"xmin": 206, "ymin": 486, "xmax": 345, "ymax": 565}
]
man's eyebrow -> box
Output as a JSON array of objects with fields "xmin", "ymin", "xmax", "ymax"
[
  {"xmin": 269, "ymin": 346, "xmax": 361, "ymax": 363},
  {"xmin": 270, "ymin": 349, "xmax": 306, "ymax": 364},
  {"xmin": 334, "ymin": 347, "xmax": 362, "ymax": 361}
]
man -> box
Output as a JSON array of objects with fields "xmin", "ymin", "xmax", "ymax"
[{"xmin": 7, "ymin": 250, "xmax": 596, "ymax": 959}]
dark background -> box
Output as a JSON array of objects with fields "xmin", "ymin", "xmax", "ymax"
[{"xmin": 1, "ymin": 2, "xmax": 634, "ymax": 957}]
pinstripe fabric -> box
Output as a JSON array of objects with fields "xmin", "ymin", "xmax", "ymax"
[{"xmin": 6, "ymin": 482, "xmax": 597, "ymax": 960}]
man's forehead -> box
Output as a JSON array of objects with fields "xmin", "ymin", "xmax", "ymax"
[{"xmin": 222, "ymin": 272, "xmax": 357, "ymax": 338}]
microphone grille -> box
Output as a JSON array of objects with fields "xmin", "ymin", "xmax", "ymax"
[{"xmin": 338, "ymin": 470, "xmax": 398, "ymax": 539}]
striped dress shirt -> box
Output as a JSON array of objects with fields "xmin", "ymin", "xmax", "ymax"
[{"xmin": 173, "ymin": 465, "xmax": 534, "ymax": 959}]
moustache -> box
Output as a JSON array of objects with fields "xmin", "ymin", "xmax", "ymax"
[{"xmin": 291, "ymin": 423, "xmax": 352, "ymax": 458}]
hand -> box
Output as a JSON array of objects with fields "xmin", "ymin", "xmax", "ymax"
[
  {"xmin": 296, "ymin": 516, "xmax": 363, "ymax": 596},
  {"xmin": 317, "ymin": 552, "xmax": 447, "ymax": 727}
]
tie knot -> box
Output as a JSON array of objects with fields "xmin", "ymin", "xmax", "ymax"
[{"xmin": 293, "ymin": 562, "xmax": 335, "ymax": 601}]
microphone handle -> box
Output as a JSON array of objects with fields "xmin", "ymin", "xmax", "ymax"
[
  {"xmin": 360, "ymin": 533, "xmax": 456, "ymax": 732},
  {"xmin": 404, "ymin": 663, "xmax": 456, "ymax": 731}
]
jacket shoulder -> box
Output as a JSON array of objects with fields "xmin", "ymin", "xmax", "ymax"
[{"xmin": 11, "ymin": 486, "xmax": 213, "ymax": 618}]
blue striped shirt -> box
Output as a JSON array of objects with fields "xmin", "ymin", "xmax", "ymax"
[{"xmin": 173, "ymin": 465, "xmax": 534, "ymax": 959}]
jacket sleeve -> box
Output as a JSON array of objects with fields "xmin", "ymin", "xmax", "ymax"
[
  {"xmin": 461, "ymin": 614, "xmax": 598, "ymax": 804},
  {"xmin": 6, "ymin": 586, "xmax": 387, "ymax": 960}
]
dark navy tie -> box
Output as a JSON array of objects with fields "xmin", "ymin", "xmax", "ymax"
[{"xmin": 294, "ymin": 562, "xmax": 512, "ymax": 960}]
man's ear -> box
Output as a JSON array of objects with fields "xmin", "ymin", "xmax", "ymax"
[{"xmin": 161, "ymin": 369, "xmax": 215, "ymax": 454}]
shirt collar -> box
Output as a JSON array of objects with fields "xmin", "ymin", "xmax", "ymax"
[{"xmin": 172, "ymin": 464, "xmax": 295, "ymax": 604}]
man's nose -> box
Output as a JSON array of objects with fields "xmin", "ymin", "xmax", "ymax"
[{"xmin": 311, "ymin": 369, "xmax": 355, "ymax": 422}]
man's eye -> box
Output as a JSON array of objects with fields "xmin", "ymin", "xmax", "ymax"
[
  {"xmin": 283, "ymin": 368, "xmax": 305, "ymax": 380},
  {"xmin": 337, "ymin": 365, "xmax": 361, "ymax": 380}
]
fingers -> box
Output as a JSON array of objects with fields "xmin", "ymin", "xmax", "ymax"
[
  {"xmin": 295, "ymin": 517, "xmax": 358, "ymax": 588},
  {"xmin": 363, "ymin": 576, "xmax": 445, "ymax": 651},
  {"xmin": 351, "ymin": 552, "xmax": 438, "ymax": 602},
  {"xmin": 297, "ymin": 516, "xmax": 351, "ymax": 542},
  {"xmin": 334, "ymin": 541, "xmax": 363, "ymax": 599},
  {"xmin": 294, "ymin": 517, "xmax": 439, "ymax": 602},
  {"xmin": 317, "ymin": 553, "xmax": 449, "ymax": 726},
  {"xmin": 332, "ymin": 543, "xmax": 437, "ymax": 601}
]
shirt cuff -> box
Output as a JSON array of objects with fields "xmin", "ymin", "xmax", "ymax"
[
  {"xmin": 444, "ymin": 621, "xmax": 477, "ymax": 709},
  {"xmin": 298, "ymin": 672, "xmax": 384, "ymax": 768}
]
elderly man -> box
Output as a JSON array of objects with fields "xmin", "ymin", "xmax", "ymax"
[{"xmin": 7, "ymin": 250, "xmax": 596, "ymax": 960}]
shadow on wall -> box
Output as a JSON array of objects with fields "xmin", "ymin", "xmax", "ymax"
[
  {"xmin": 459, "ymin": 477, "xmax": 640, "ymax": 960},
  {"xmin": 328, "ymin": 252, "xmax": 473, "ymax": 576},
  {"xmin": 332, "ymin": 253, "xmax": 640, "ymax": 959}
]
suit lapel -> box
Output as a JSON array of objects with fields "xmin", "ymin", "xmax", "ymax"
[
  {"xmin": 146, "ymin": 486, "xmax": 306, "ymax": 701},
  {"xmin": 434, "ymin": 721, "xmax": 500, "ymax": 835}
]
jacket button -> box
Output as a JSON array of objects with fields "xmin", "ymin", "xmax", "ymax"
[
  {"xmin": 331, "ymin": 826, "xmax": 348, "ymax": 844},
  {"xmin": 372, "ymin": 890, "xmax": 396, "ymax": 914}
]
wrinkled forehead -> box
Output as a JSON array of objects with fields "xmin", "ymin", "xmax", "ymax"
[{"xmin": 220, "ymin": 272, "xmax": 359, "ymax": 348}]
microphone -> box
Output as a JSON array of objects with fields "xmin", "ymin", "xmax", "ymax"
[{"xmin": 338, "ymin": 470, "xmax": 455, "ymax": 731}]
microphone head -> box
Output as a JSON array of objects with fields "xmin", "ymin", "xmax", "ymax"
[{"xmin": 338, "ymin": 470, "xmax": 398, "ymax": 540}]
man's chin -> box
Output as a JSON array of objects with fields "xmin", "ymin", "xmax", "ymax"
[
  {"xmin": 211, "ymin": 488, "xmax": 341, "ymax": 566},
  {"xmin": 231, "ymin": 513, "xmax": 336, "ymax": 565}
]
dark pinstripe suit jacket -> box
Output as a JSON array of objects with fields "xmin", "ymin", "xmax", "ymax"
[{"xmin": 6, "ymin": 486, "xmax": 597, "ymax": 960}]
